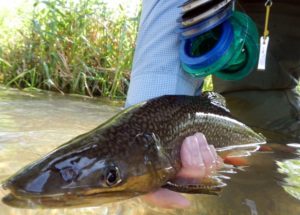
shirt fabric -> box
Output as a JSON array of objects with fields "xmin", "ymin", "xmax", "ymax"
[{"xmin": 125, "ymin": 0, "xmax": 203, "ymax": 107}]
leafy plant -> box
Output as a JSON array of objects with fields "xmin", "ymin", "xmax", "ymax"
[{"xmin": 0, "ymin": 0, "xmax": 140, "ymax": 99}]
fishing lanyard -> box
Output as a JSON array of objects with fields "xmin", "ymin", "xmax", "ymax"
[{"xmin": 258, "ymin": 0, "xmax": 273, "ymax": 70}]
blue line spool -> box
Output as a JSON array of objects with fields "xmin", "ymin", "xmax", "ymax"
[{"xmin": 179, "ymin": 11, "xmax": 259, "ymax": 80}]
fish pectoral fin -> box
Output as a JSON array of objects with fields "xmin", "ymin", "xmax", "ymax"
[{"xmin": 162, "ymin": 179, "xmax": 224, "ymax": 195}]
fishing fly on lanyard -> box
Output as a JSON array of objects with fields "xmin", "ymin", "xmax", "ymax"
[{"xmin": 178, "ymin": 0, "xmax": 270, "ymax": 80}]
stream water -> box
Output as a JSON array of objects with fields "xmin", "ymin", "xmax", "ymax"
[{"xmin": 0, "ymin": 88, "xmax": 300, "ymax": 215}]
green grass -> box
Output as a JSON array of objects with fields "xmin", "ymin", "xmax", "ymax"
[
  {"xmin": 0, "ymin": 0, "xmax": 140, "ymax": 99},
  {"xmin": 0, "ymin": 0, "xmax": 215, "ymax": 98},
  {"xmin": 4, "ymin": 1, "xmax": 298, "ymax": 98}
]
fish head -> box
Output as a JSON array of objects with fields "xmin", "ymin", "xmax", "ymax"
[{"xmin": 2, "ymin": 130, "xmax": 174, "ymax": 208}]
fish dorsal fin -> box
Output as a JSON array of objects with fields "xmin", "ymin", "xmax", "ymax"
[
  {"xmin": 202, "ymin": 91, "xmax": 227, "ymax": 108},
  {"xmin": 202, "ymin": 91, "xmax": 230, "ymax": 113}
]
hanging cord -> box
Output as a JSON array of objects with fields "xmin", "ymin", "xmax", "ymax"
[
  {"xmin": 257, "ymin": 0, "xmax": 273, "ymax": 70},
  {"xmin": 263, "ymin": 0, "xmax": 273, "ymax": 41}
]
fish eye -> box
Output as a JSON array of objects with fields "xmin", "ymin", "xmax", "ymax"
[{"xmin": 105, "ymin": 166, "xmax": 121, "ymax": 187}]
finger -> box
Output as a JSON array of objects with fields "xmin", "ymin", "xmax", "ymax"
[
  {"xmin": 209, "ymin": 145, "xmax": 217, "ymax": 160},
  {"xmin": 142, "ymin": 188, "xmax": 190, "ymax": 209},
  {"xmin": 208, "ymin": 145, "xmax": 218, "ymax": 170},
  {"xmin": 194, "ymin": 133, "xmax": 216, "ymax": 174},
  {"xmin": 209, "ymin": 145, "xmax": 224, "ymax": 169},
  {"xmin": 181, "ymin": 135, "xmax": 205, "ymax": 168},
  {"xmin": 178, "ymin": 135, "xmax": 206, "ymax": 179}
]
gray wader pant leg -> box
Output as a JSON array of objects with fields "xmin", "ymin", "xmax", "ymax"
[{"xmin": 213, "ymin": 1, "xmax": 300, "ymax": 142}]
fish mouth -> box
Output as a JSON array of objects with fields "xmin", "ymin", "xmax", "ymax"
[
  {"xmin": 2, "ymin": 188, "xmax": 139, "ymax": 208},
  {"xmin": 0, "ymin": 179, "xmax": 142, "ymax": 209},
  {"xmin": 1, "ymin": 169, "xmax": 141, "ymax": 208}
]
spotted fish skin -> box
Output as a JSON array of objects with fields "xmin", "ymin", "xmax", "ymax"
[
  {"xmin": 2, "ymin": 92, "xmax": 266, "ymax": 208},
  {"xmin": 120, "ymin": 92, "xmax": 265, "ymax": 154}
]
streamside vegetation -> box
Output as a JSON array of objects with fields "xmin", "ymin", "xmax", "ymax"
[
  {"xmin": 0, "ymin": 0, "xmax": 214, "ymax": 99},
  {"xmin": 0, "ymin": 0, "xmax": 140, "ymax": 98}
]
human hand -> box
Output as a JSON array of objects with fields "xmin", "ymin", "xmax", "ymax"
[{"xmin": 142, "ymin": 133, "xmax": 223, "ymax": 208}]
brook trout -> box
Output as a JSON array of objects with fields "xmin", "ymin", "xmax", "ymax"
[{"xmin": 1, "ymin": 92, "xmax": 265, "ymax": 208}]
